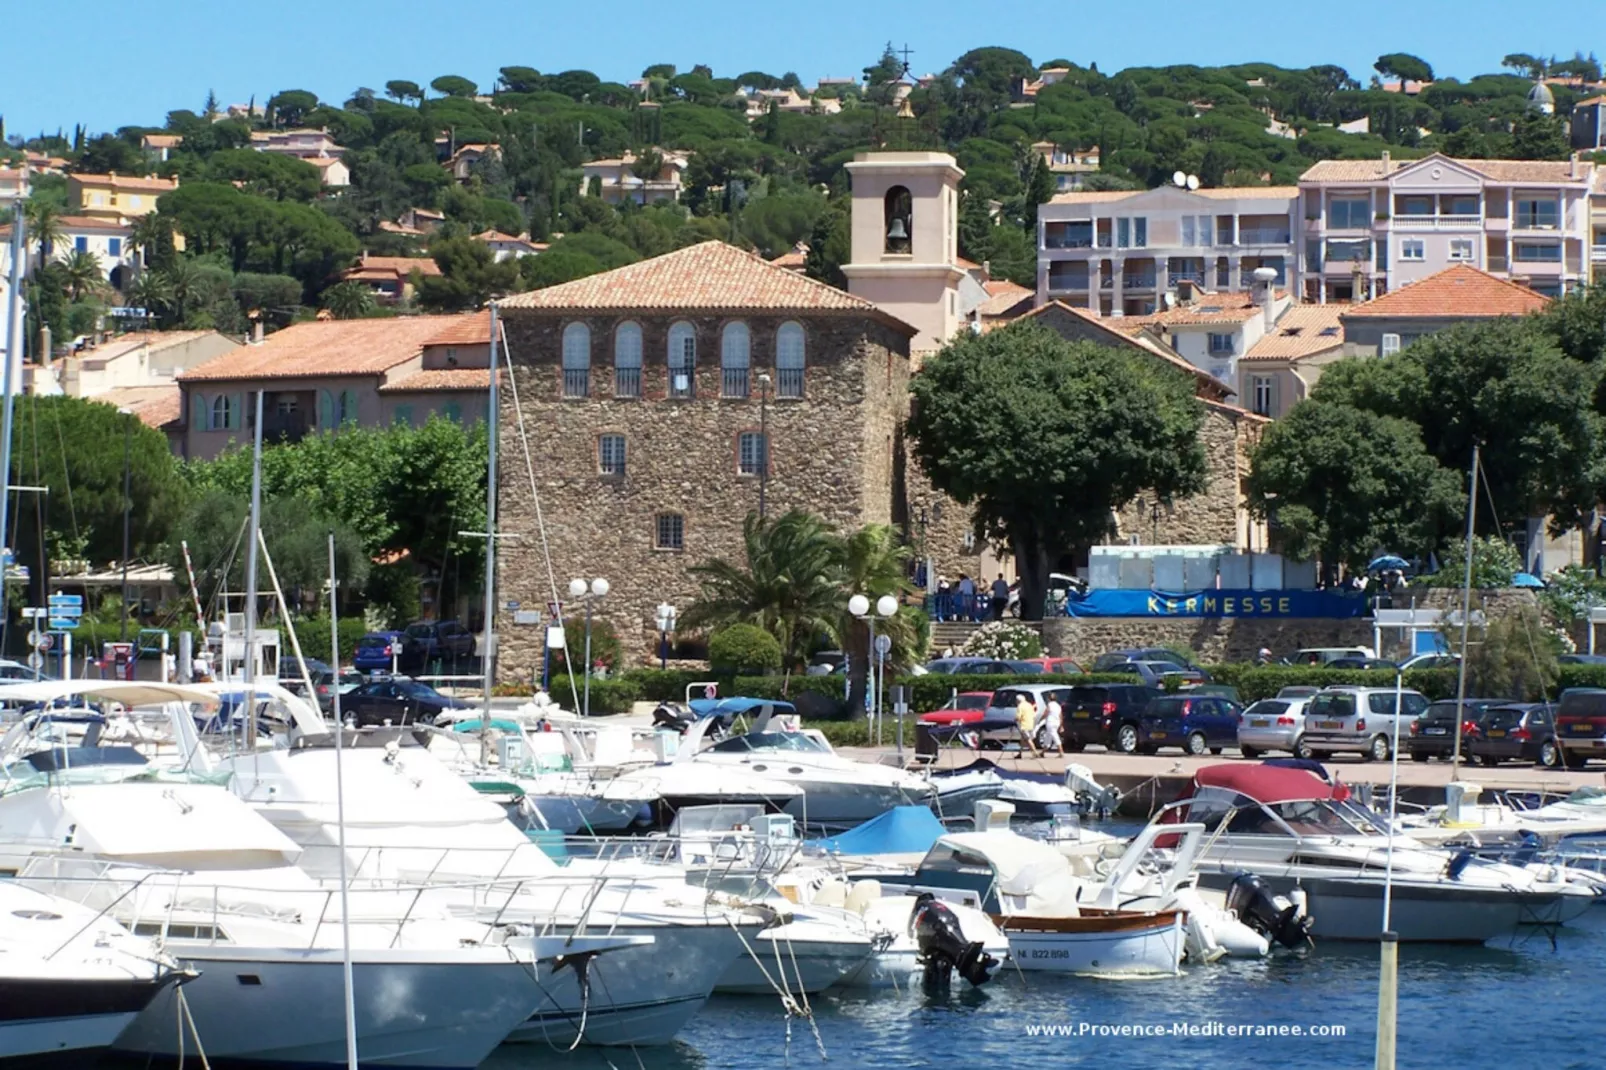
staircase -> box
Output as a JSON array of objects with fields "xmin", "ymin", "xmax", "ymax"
[{"xmin": 928, "ymin": 619, "xmax": 1044, "ymax": 655}]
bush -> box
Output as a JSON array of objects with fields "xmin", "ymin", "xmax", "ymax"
[
  {"xmin": 805, "ymin": 719, "xmax": 874, "ymax": 748},
  {"xmin": 551, "ymin": 616, "xmax": 623, "ymax": 674},
  {"xmin": 1202, "ymin": 664, "xmax": 1460, "ymax": 702},
  {"xmin": 288, "ymin": 616, "xmax": 368, "ymax": 666},
  {"xmin": 959, "ymin": 620, "xmax": 1043, "ymax": 659},
  {"xmin": 1559, "ymin": 665, "xmax": 1606, "ymax": 691},
  {"xmin": 708, "ymin": 624, "xmax": 783, "ymax": 675}
]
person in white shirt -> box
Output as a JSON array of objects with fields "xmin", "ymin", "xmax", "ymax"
[
  {"xmin": 1039, "ymin": 695, "xmax": 1064, "ymax": 755},
  {"xmin": 191, "ymin": 652, "xmax": 214, "ymax": 683}
]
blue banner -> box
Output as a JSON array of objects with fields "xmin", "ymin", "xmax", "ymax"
[{"xmin": 1064, "ymin": 589, "xmax": 1367, "ymax": 619}]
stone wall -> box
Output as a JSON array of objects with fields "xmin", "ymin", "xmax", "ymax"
[
  {"xmin": 1042, "ymin": 614, "xmax": 1373, "ymax": 665},
  {"xmin": 492, "ymin": 309, "xmax": 910, "ymax": 675},
  {"xmin": 1113, "ymin": 405, "xmax": 1248, "ymax": 547}
]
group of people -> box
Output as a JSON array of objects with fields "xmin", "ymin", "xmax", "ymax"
[
  {"xmin": 1012, "ymin": 691, "xmax": 1064, "ymax": 758},
  {"xmin": 932, "ymin": 574, "xmax": 1014, "ymax": 622}
]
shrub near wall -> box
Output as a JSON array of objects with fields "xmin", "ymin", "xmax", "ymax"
[{"xmin": 1202, "ymin": 665, "xmax": 1461, "ymax": 702}]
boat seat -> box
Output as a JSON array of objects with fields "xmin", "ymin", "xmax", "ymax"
[
  {"xmin": 845, "ymin": 879, "xmax": 882, "ymax": 917},
  {"xmin": 812, "ymin": 880, "xmax": 849, "ymax": 909},
  {"xmin": 591, "ymin": 726, "xmax": 635, "ymax": 766}
]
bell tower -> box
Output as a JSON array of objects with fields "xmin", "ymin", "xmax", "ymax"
[{"xmin": 843, "ymin": 152, "xmax": 966, "ymax": 357}]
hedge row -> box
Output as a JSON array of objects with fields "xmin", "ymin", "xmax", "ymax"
[{"xmin": 1201, "ymin": 666, "xmax": 1461, "ymax": 702}]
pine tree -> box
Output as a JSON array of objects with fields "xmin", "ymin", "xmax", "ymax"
[{"xmin": 203, "ymin": 89, "xmax": 219, "ymax": 120}]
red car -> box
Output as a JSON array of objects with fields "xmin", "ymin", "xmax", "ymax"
[
  {"xmin": 1017, "ymin": 657, "xmax": 1085, "ymax": 675},
  {"xmin": 919, "ymin": 691, "xmax": 994, "ymax": 726}
]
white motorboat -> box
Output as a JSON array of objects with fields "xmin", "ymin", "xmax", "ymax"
[
  {"xmin": 1399, "ymin": 783, "xmax": 1606, "ymax": 848},
  {"xmin": 1165, "ymin": 763, "xmax": 1598, "ymax": 942},
  {"xmin": 0, "ymin": 881, "xmax": 183, "ymax": 1060}
]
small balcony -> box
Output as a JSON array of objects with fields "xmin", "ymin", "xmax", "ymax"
[
  {"xmin": 1044, "ymin": 223, "xmax": 1095, "ymax": 250},
  {"xmin": 1392, "ymin": 213, "xmax": 1482, "ymax": 230},
  {"xmin": 1239, "ymin": 227, "xmax": 1291, "ymax": 245},
  {"xmin": 1047, "ymin": 268, "xmax": 1091, "ymax": 292},
  {"xmin": 1169, "ymin": 269, "xmax": 1206, "ymax": 286},
  {"xmin": 1123, "ymin": 272, "xmax": 1158, "ymax": 290},
  {"xmin": 1591, "ymin": 242, "xmax": 1606, "ymax": 262}
]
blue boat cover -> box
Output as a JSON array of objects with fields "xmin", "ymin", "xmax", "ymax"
[
  {"xmin": 687, "ymin": 696, "xmax": 797, "ymax": 719},
  {"xmin": 449, "ymin": 718, "xmax": 523, "ymax": 733},
  {"xmin": 809, "ymin": 805, "xmax": 945, "ymax": 855}
]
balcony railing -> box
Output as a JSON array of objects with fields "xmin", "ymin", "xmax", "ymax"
[
  {"xmin": 776, "ymin": 366, "xmax": 804, "ymax": 398},
  {"xmin": 1591, "ymin": 244, "xmax": 1606, "ymax": 262},
  {"xmin": 1392, "ymin": 214, "xmax": 1482, "ymax": 229},
  {"xmin": 1123, "ymin": 273, "xmax": 1158, "ymax": 289},
  {"xmin": 1045, "ymin": 233, "xmax": 1095, "ymax": 249},
  {"xmin": 1170, "ymin": 270, "xmax": 1206, "ymax": 285},
  {"xmin": 1048, "ymin": 273, "xmax": 1090, "ymax": 291},
  {"xmin": 562, "ymin": 368, "xmax": 590, "ymax": 398},
  {"xmin": 721, "ymin": 367, "xmax": 749, "ymax": 398},
  {"xmin": 614, "ymin": 367, "xmax": 641, "ymax": 398},
  {"xmin": 1239, "ymin": 228, "xmax": 1292, "ymax": 244}
]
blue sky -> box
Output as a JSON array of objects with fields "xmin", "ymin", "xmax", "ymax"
[{"xmin": 2, "ymin": 0, "xmax": 1593, "ymax": 136}]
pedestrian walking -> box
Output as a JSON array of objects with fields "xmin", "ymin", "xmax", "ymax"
[
  {"xmin": 1014, "ymin": 691, "xmax": 1041, "ymax": 759},
  {"xmin": 990, "ymin": 574, "xmax": 1010, "ymax": 621},
  {"xmin": 1040, "ymin": 694, "xmax": 1064, "ymax": 755},
  {"xmin": 956, "ymin": 574, "xmax": 976, "ymax": 621}
]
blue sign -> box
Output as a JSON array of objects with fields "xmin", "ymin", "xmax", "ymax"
[
  {"xmin": 48, "ymin": 618, "xmax": 76, "ymax": 631},
  {"xmin": 48, "ymin": 594, "xmax": 83, "ymax": 610},
  {"xmin": 1064, "ymin": 589, "xmax": 1368, "ymax": 619}
]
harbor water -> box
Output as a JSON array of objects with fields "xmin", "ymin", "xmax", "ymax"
[{"xmin": 482, "ymin": 908, "xmax": 1606, "ymax": 1070}]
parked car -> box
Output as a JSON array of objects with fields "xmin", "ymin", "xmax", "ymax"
[
  {"xmin": 341, "ymin": 677, "xmax": 469, "ymax": 727},
  {"xmin": 1325, "ymin": 657, "xmax": 1398, "ymax": 671},
  {"xmin": 1189, "ymin": 684, "xmax": 1241, "ymax": 704},
  {"xmin": 0, "ymin": 658, "xmax": 53, "ymax": 682},
  {"xmin": 1285, "ymin": 646, "xmax": 1377, "ymax": 666},
  {"xmin": 918, "ymin": 692, "xmax": 996, "ymax": 741},
  {"xmin": 1558, "ymin": 653, "xmax": 1606, "ymax": 666},
  {"xmin": 1399, "ymin": 653, "xmax": 1458, "ymax": 671},
  {"xmin": 1104, "ymin": 660, "xmax": 1209, "ymax": 688},
  {"xmin": 320, "ymin": 670, "xmax": 364, "ymax": 714},
  {"xmin": 1301, "ymin": 686, "xmax": 1430, "ymax": 761},
  {"xmin": 1276, "ymin": 685, "xmax": 1321, "ymax": 700},
  {"xmin": 979, "ymin": 684, "xmax": 1077, "ymax": 748},
  {"xmin": 1469, "ymin": 703, "xmax": 1560, "ymax": 768},
  {"xmin": 401, "ymin": 620, "xmax": 476, "ymax": 671},
  {"xmin": 1061, "ymin": 683, "xmax": 1161, "ymax": 753},
  {"xmin": 1016, "ymin": 656, "xmax": 1086, "ymax": 675},
  {"xmin": 1554, "ymin": 688, "xmax": 1606, "ymax": 768},
  {"xmin": 353, "ymin": 631, "xmax": 406, "ymax": 673},
  {"xmin": 1404, "ymin": 698, "xmax": 1515, "ymax": 762},
  {"xmin": 1136, "ymin": 694, "xmax": 1243, "ymax": 756},
  {"xmin": 805, "ymin": 651, "xmax": 846, "ymax": 676},
  {"xmin": 1236, "ymin": 695, "xmax": 1314, "ymax": 759},
  {"xmin": 923, "ymin": 658, "xmax": 1044, "ymax": 675},
  {"xmin": 277, "ymin": 658, "xmax": 335, "ymax": 698},
  {"xmin": 1092, "ymin": 648, "xmax": 1200, "ymax": 672}
]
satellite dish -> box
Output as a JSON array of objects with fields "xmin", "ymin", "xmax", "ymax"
[
  {"xmin": 1172, "ymin": 170, "xmax": 1187, "ymax": 188},
  {"xmin": 1186, "ymin": 174, "xmax": 1200, "ymax": 191}
]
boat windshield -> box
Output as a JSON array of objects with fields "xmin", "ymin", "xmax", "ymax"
[{"xmin": 708, "ymin": 732, "xmax": 829, "ymax": 754}]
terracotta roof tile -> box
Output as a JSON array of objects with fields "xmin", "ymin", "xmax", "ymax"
[
  {"xmin": 1340, "ymin": 265, "xmax": 1551, "ymax": 319},
  {"xmin": 344, "ymin": 255, "xmax": 441, "ymax": 280},
  {"xmin": 1301, "ymin": 153, "xmax": 1590, "ymax": 185},
  {"xmin": 1048, "ymin": 185, "xmax": 1297, "ymax": 205},
  {"xmin": 378, "ymin": 368, "xmax": 496, "ymax": 393},
  {"xmin": 423, "ymin": 310, "xmax": 491, "ymax": 346},
  {"xmin": 57, "ymin": 215, "xmax": 131, "ymax": 232},
  {"xmin": 978, "ymin": 280, "xmax": 1034, "ymax": 317},
  {"xmin": 1244, "ymin": 304, "xmax": 1346, "ymax": 361},
  {"xmin": 68, "ymin": 172, "xmax": 178, "ymax": 193},
  {"xmin": 92, "ymin": 385, "xmax": 183, "ymax": 429},
  {"xmin": 178, "ymin": 315, "xmax": 473, "ymax": 382},
  {"xmin": 501, "ymin": 241, "xmax": 912, "ymax": 332},
  {"xmin": 1121, "ymin": 290, "xmax": 1279, "ymax": 328}
]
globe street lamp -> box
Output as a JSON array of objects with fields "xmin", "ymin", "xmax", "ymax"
[
  {"xmin": 655, "ymin": 602, "xmax": 677, "ymax": 670},
  {"xmin": 852, "ymin": 593, "xmax": 899, "ymax": 735},
  {"xmin": 567, "ymin": 577, "xmax": 609, "ymax": 716}
]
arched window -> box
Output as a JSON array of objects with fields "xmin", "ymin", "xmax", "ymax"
[
  {"xmin": 884, "ymin": 186, "xmax": 912, "ymax": 254},
  {"xmin": 211, "ymin": 394, "xmax": 235, "ymax": 431},
  {"xmin": 561, "ymin": 322, "xmax": 591, "ymax": 397},
  {"xmin": 613, "ymin": 321, "xmax": 642, "ymax": 398},
  {"xmin": 720, "ymin": 322, "xmax": 750, "ymax": 398},
  {"xmin": 668, "ymin": 321, "xmax": 696, "ymax": 398},
  {"xmin": 775, "ymin": 322, "xmax": 805, "ymax": 398}
]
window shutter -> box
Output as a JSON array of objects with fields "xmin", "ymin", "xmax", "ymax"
[
  {"xmin": 229, "ymin": 392, "xmax": 244, "ymax": 430},
  {"xmin": 1381, "ymin": 333, "xmax": 1401, "ymax": 356},
  {"xmin": 319, "ymin": 389, "xmax": 335, "ymax": 429},
  {"xmin": 191, "ymin": 393, "xmax": 206, "ymax": 430},
  {"xmin": 341, "ymin": 389, "xmax": 358, "ymax": 425}
]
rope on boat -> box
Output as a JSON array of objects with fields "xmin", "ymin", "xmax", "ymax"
[{"xmin": 723, "ymin": 912, "xmax": 827, "ymax": 1062}]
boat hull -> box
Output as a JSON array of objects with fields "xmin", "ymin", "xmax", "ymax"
[
  {"xmin": 1000, "ymin": 911, "xmax": 1184, "ymax": 977},
  {"xmin": 715, "ymin": 926, "xmax": 872, "ymax": 995},
  {"xmin": 779, "ymin": 781, "xmax": 927, "ymax": 828},
  {"xmin": 522, "ymin": 794, "xmax": 648, "ymax": 834},
  {"xmin": 0, "ymin": 975, "xmax": 172, "ymax": 1059},
  {"xmin": 114, "ymin": 948, "xmax": 540, "ymax": 1068}
]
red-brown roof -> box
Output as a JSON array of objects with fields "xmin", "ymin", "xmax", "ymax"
[
  {"xmin": 57, "ymin": 215, "xmax": 131, "ymax": 232},
  {"xmin": 344, "ymin": 255, "xmax": 442, "ymax": 281},
  {"xmin": 178, "ymin": 315, "xmax": 474, "ymax": 382},
  {"xmin": 1301, "ymin": 153, "xmax": 1588, "ymax": 185},
  {"xmin": 1243, "ymin": 304, "xmax": 1346, "ymax": 361},
  {"xmin": 68, "ymin": 172, "xmax": 178, "ymax": 193},
  {"xmin": 378, "ymin": 368, "xmax": 496, "ymax": 393},
  {"xmin": 978, "ymin": 280, "xmax": 1034, "ymax": 318},
  {"xmin": 423, "ymin": 310, "xmax": 491, "ymax": 346},
  {"xmin": 1121, "ymin": 290, "xmax": 1281, "ymax": 328},
  {"xmin": 500, "ymin": 241, "xmax": 914, "ymax": 333},
  {"xmin": 92, "ymin": 385, "xmax": 182, "ymax": 429},
  {"xmin": 1340, "ymin": 265, "xmax": 1551, "ymax": 319}
]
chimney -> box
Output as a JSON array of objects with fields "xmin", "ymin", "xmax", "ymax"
[
  {"xmin": 1571, "ymin": 151, "xmax": 1581, "ymax": 180},
  {"xmin": 252, "ymin": 320, "xmax": 265, "ymax": 345},
  {"xmin": 1176, "ymin": 278, "xmax": 1195, "ymax": 304},
  {"xmin": 1379, "ymin": 150, "xmax": 1390, "ymax": 173},
  {"xmin": 1252, "ymin": 266, "xmax": 1278, "ymax": 331}
]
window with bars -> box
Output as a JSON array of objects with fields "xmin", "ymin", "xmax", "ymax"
[
  {"xmin": 721, "ymin": 322, "xmax": 750, "ymax": 397},
  {"xmin": 613, "ymin": 322, "xmax": 642, "ymax": 398},
  {"xmin": 738, "ymin": 431, "xmax": 768, "ymax": 477},
  {"xmin": 598, "ymin": 434, "xmax": 626, "ymax": 476},
  {"xmin": 776, "ymin": 322, "xmax": 805, "ymax": 397},
  {"xmin": 654, "ymin": 513, "xmax": 684, "ymax": 550},
  {"xmin": 668, "ymin": 322, "xmax": 696, "ymax": 398},
  {"xmin": 562, "ymin": 322, "xmax": 591, "ymax": 397}
]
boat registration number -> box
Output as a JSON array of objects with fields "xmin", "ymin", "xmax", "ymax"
[
  {"xmin": 1315, "ymin": 720, "xmax": 1343, "ymax": 729},
  {"xmin": 1027, "ymin": 947, "xmax": 1071, "ymax": 959},
  {"xmin": 1073, "ymin": 711, "xmax": 1092, "ymax": 719},
  {"xmin": 1486, "ymin": 729, "xmax": 1506, "ymax": 737},
  {"xmin": 1250, "ymin": 718, "xmax": 1270, "ymax": 727},
  {"xmin": 1150, "ymin": 731, "xmax": 1167, "ymax": 739},
  {"xmin": 1425, "ymin": 727, "xmax": 1447, "ymax": 735}
]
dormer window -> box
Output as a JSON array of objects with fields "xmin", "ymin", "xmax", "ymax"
[{"xmin": 884, "ymin": 186, "xmax": 912, "ymax": 254}]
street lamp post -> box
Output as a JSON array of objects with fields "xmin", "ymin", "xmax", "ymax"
[
  {"xmin": 118, "ymin": 408, "xmax": 134, "ymax": 641},
  {"xmin": 850, "ymin": 593, "xmax": 898, "ymax": 739},
  {"xmin": 758, "ymin": 372, "xmax": 771, "ymax": 520},
  {"xmin": 655, "ymin": 602, "xmax": 677, "ymax": 670},
  {"xmin": 568, "ymin": 577, "xmax": 609, "ymax": 716}
]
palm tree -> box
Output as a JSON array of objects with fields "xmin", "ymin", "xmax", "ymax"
[
  {"xmin": 60, "ymin": 249, "xmax": 105, "ymax": 301},
  {"xmin": 22, "ymin": 200, "xmax": 65, "ymax": 271},
  {"xmin": 127, "ymin": 213, "xmax": 173, "ymax": 271},
  {"xmin": 681, "ymin": 510, "xmax": 844, "ymax": 670},
  {"xmin": 161, "ymin": 258, "xmax": 203, "ymax": 324},
  {"xmin": 124, "ymin": 270, "xmax": 174, "ymax": 322},
  {"xmin": 836, "ymin": 523, "xmax": 921, "ymax": 716},
  {"xmin": 321, "ymin": 280, "xmax": 376, "ymax": 320}
]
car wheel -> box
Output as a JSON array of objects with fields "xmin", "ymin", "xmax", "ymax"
[
  {"xmin": 1539, "ymin": 740, "xmax": 1561, "ymax": 769},
  {"xmin": 1292, "ymin": 736, "xmax": 1313, "ymax": 760},
  {"xmin": 1368, "ymin": 734, "xmax": 1390, "ymax": 762},
  {"xmin": 1186, "ymin": 731, "xmax": 1208, "ymax": 756},
  {"xmin": 1478, "ymin": 754, "xmax": 1499, "ymax": 768},
  {"xmin": 1410, "ymin": 751, "xmax": 1429, "ymax": 763},
  {"xmin": 1067, "ymin": 741, "xmax": 1086, "ymax": 752},
  {"xmin": 1563, "ymin": 749, "xmax": 1587, "ymax": 770},
  {"xmin": 1116, "ymin": 724, "xmax": 1140, "ymax": 754},
  {"xmin": 1240, "ymin": 745, "xmax": 1261, "ymax": 759}
]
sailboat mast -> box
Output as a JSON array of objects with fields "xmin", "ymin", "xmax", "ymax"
[
  {"xmin": 1450, "ymin": 444, "xmax": 1479, "ymax": 776},
  {"xmin": 326, "ymin": 533, "xmax": 359, "ymax": 1070},
  {"xmin": 0, "ymin": 207, "xmax": 26, "ymax": 629},
  {"xmin": 480, "ymin": 302, "xmax": 499, "ymax": 765},
  {"xmin": 243, "ymin": 390, "xmax": 265, "ymax": 745}
]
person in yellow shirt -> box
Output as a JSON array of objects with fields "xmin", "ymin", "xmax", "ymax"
[{"xmin": 1015, "ymin": 692, "xmax": 1041, "ymax": 758}]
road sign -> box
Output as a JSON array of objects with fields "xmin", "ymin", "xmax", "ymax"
[
  {"xmin": 47, "ymin": 594, "xmax": 83, "ymax": 610},
  {"xmin": 874, "ymin": 634, "xmax": 893, "ymax": 657},
  {"xmin": 37, "ymin": 634, "xmax": 52, "ymax": 652},
  {"xmin": 48, "ymin": 618, "xmax": 76, "ymax": 631},
  {"xmin": 26, "ymin": 630, "xmax": 41, "ymax": 648},
  {"xmin": 503, "ymin": 600, "xmax": 521, "ymax": 611},
  {"xmin": 26, "ymin": 652, "xmax": 42, "ymax": 671},
  {"xmin": 20, "ymin": 607, "xmax": 46, "ymax": 619}
]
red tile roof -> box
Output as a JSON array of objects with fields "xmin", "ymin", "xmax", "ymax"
[
  {"xmin": 1301, "ymin": 153, "xmax": 1588, "ymax": 185},
  {"xmin": 178, "ymin": 315, "xmax": 474, "ymax": 382},
  {"xmin": 1340, "ymin": 266, "xmax": 1551, "ymax": 319},
  {"xmin": 57, "ymin": 215, "xmax": 132, "ymax": 232},
  {"xmin": 1244, "ymin": 304, "xmax": 1346, "ymax": 361},
  {"xmin": 978, "ymin": 280, "xmax": 1034, "ymax": 318},
  {"xmin": 92, "ymin": 385, "xmax": 182, "ymax": 429},
  {"xmin": 423, "ymin": 310, "xmax": 492, "ymax": 346},
  {"xmin": 1121, "ymin": 290, "xmax": 1281, "ymax": 328},
  {"xmin": 501, "ymin": 241, "xmax": 914, "ymax": 333},
  {"xmin": 378, "ymin": 368, "xmax": 496, "ymax": 393},
  {"xmin": 68, "ymin": 172, "xmax": 178, "ymax": 193},
  {"xmin": 344, "ymin": 255, "xmax": 441, "ymax": 281}
]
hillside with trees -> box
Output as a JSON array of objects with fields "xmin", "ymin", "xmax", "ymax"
[{"xmin": 3, "ymin": 44, "xmax": 1599, "ymax": 346}]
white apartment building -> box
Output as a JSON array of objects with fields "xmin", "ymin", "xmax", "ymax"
[
  {"xmin": 1036, "ymin": 185, "xmax": 1298, "ymax": 316},
  {"xmin": 1296, "ymin": 151, "xmax": 1598, "ymax": 302}
]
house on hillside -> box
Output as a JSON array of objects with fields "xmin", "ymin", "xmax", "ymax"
[
  {"xmin": 1237, "ymin": 304, "xmax": 1346, "ymax": 418},
  {"xmin": 1337, "ymin": 264, "xmax": 1551, "ymax": 356},
  {"xmin": 579, "ymin": 151, "xmax": 690, "ymax": 206},
  {"xmin": 66, "ymin": 173, "xmax": 177, "ymax": 223},
  {"xmin": 340, "ymin": 255, "xmax": 442, "ymax": 304}
]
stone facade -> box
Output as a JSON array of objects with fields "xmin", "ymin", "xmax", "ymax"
[
  {"xmin": 1112, "ymin": 402, "xmax": 1265, "ymax": 548},
  {"xmin": 1043, "ymin": 615, "xmax": 1373, "ymax": 665},
  {"xmin": 493, "ymin": 309, "xmax": 912, "ymax": 675}
]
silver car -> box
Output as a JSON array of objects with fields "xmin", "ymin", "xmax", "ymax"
[
  {"xmin": 1236, "ymin": 696, "xmax": 1313, "ymax": 758},
  {"xmin": 1302, "ymin": 686, "xmax": 1430, "ymax": 761}
]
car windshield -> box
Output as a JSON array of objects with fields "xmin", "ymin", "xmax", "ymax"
[
  {"xmin": 993, "ymin": 689, "xmax": 1037, "ymax": 708},
  {"xmin": 357, "ymin": 637, "xmax": 390, "ymax": 649},
  {"xmin": 1244, "ymin": 700, "xmax": 1288, "ymax": 717},
  {"xmin": 1067, "ymin": 687, "xmax": 1111, "ymax": 705},
  {"xmin": 1306, "ymin": 694, "xmax": 1356, "ymax": 718},
  {"xmin": 1481, "ymin": 707, "xmax": 1528, "ymax": 729},
  {"xmin": 955, "ymin": 695, "xmax": 991, "ymax": 710},
  {"xmin": 1418, "ymin": 702, "xmax": 1477, "ymax": 723},
  {"xmin": 396, "ymin": 680, "xmax": 442, "ymax": 699},
  {"xmin": 1148, "ymin": 697, "xmax": 1189, "ymax": 717},
  {"xmin": 404, "ymin": 624, "xmax": 432, "ymax": 639}
]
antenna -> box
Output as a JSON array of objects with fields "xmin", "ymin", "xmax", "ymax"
[
  {"xmin": 1172, "ymin": 170, "xmax": 1187, "ymax": 188},
  {"xmin": 1186, "ymin": 174, "xmax": 1200, "ymax": 191}
]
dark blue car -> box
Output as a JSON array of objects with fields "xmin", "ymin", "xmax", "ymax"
[
  {"xmin": 1137, "ymin": 694, "xmax": 1243, "ymax": 756},
  {"xmin": 352, "ymin": 631, "xmax": 406, "ymax": 673}
]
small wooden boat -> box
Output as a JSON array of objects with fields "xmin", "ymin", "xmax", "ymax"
[{"xmin": 994, "ymin": 908, "xmax": 1185, "ymax": 977}]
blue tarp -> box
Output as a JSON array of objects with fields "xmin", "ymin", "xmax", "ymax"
[
  {"xmin": 809, "ymin": 805, "xmax": 946, "ymax": 856},
  {"xmin": 687, "ymin": 697, "xmax": 797, "ymax": 719},
  {"xmin": 1063, "ymin": 588, "xmax": 1367, "ymax": 619}
]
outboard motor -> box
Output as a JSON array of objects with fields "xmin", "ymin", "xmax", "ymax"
[
  {"xmin": 651, "ymin": 703, "xmax": 695, "ymax": 734},
  {"xmin": 910, "ymin": 893, "xmax": 997, "ymax": 988},
  {"xmin": 1225, "ymin": 873, "xmax": 1312, "ymax": 950}
]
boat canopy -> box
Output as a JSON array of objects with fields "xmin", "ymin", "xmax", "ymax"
[
  {"xmin": 0, "ymin": 679, "xmax": 220, "ymax": 709},
  {"xmin": 688, "ymin": 697, "xmax": 797, "ymax": 719},
  {"xmin": 810, "ymin": 805, "xmax": 945, "ymax": 856},
  {"xmin": 1190, "ymin": 763, "xmax": 1340, "ymax": 804}
]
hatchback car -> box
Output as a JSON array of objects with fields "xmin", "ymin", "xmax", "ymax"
[
  {"xmin": 1092, "ymin": 648, "xmax": 1200, "ymax": 672},
  {"xmin": 1301, "ymin": 686, "xmax": 1429, "ymax": 761},
  {"xmin": 1554, "ymin": 688, "xmax": 1606, "ymax": 768},
  {"xmin": 1104, "ymin": 660, "xmax": 1209, "ymax": 688},
  {"xmin": 1470, "ymin": 703, "xmax": 1560, "ymax": 768},
  {"xmin": 1016, "ymin": 657, "xmax": 1086, "ymax": 675},
  {"xmin": 983, "ymin": 684, "xmax": 1076, "ymax": 749},
  {"xmin": 353, "ymin": 631, "xmax": 406, "ymax": 673},
  {"xmin": 342, "ymin": 677, "xmax": 469, "ymax": 727},
  {"xmin": 923, "ymin": 658, "xmax": 1044, "ymax": 675},
  {"xmin": 1136, "ymin": 694, "xmax": 1242, "ymax": 755},
  {"xmin": 1061, "ymin": 683, "xmax": 1161, "ymax": 753},
  {"xmin": 1236, "ymin": 696, "xmax": 1313, "ymax": 759},
  {"xmin": 1404, "ymin": 698, "xmax": 1515, "ymax": 762}
]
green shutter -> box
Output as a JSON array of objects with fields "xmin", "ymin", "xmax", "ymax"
[
  {"xmin": 341, "ymin": 389, "xmax": 358, "ymax": 426},
  {"xmin": 393, "ymin": 405, "xmax": 414, "ymax": 427},
  {"xmin": 319, "ymin": 389, "xmax": 335, "ymax": 430},
  {"xmin": 190, "ymin": 392, "xmax": 206, "ymax": 430},
  {"xmin": 442, "ymin": 401, "xmax": 462, "ymax": 424},
  {"xmin": 229, "ymin": 392, "xmax": 244, "ymax": 430}
]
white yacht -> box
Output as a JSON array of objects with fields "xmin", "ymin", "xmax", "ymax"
[{"xmin": 1163, "ymin": 764, "xmax": 1597, "ymax": 942}]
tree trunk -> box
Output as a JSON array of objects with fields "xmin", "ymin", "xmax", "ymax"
[
  {"xmin": 1012, "ymin": 524, "xmax": 1053, "ymax": 622},
  {"xmin": 844, "ymin": 617, "xmax": 870, "ymax": 720}
]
